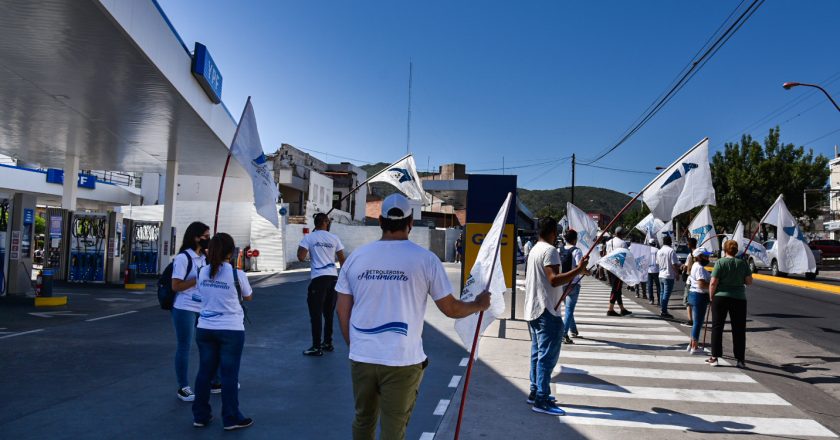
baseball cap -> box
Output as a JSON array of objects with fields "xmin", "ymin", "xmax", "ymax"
[
  {"xmin": 614, "ymin": 226, "xmax": 625, "ymax": 237},
  {"xmin": 693, "ymin": 248, "xmax": 711, "ymax": 257},
  {"xmin": 380, "ymin": 194, "xmax": 413, "ymax": 220},
  {"xmin": 647, "ymin": 238, "xmax": 657, "ymax": 245}
]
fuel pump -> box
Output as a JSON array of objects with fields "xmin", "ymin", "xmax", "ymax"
[
  {"xmin": 68, "ymin": 212, "xmax": 108, "ymax": 282},
  {"xmin": 130, "ymin": 221, "xmax": 160, "ymax": 275},
  {"xmin": 0, "ymin": 199, "xmax": 9, "ymax": 294},
  {"xmin": 44, "ymin": 208, "xmax": 69, "ymax": 280},
  {"xmin": 105, "ymin": 212, "xmax": 123, "ymax": 284}
]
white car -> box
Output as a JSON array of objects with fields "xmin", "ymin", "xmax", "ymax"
[{"xmin": 748, "ymin": 239, "xmax": 821, "ymax": 280}]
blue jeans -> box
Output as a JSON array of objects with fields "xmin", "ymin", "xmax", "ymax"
[
  {"xmin": 528, "ymin": 309, "xmax": 564, "ymax": 401},
  {"xmin": 193, "ymin": 328, "xmax": 246, "ymax": 427},
  {"xmin": 659, "ymin": 278, "xmax": 675, "ymax": 314},
  {"xmin": 688, "ymin": 292, "xmax": 710, "ymax": 342},
  {"xmin": 563, "ymin": 283, "xmax": 581, "ymax": 337},
  {"xmin": 647, "ymin": 273, "xmax": 660, "ymax": 301},
  {"xmin": 172, "ymin": 308, "xmax": 219, "ymax": 388}
]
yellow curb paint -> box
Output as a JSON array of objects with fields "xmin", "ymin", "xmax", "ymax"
[
  {"xmin": 35, "ymin": 296, "xmax": 68, "ymax": 307},
  {"xmin": 124, "ymin": 283, "xmax": 146, "ymax": 290},
  {"xmin": 751, "ymin": 273, "xmax": 840, "ymax": 295}
]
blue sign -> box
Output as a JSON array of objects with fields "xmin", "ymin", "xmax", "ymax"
[
  {"xmin": 191, "ymin": 42, "xmax": 223, "ymax": 104},
  {"xmin": 46, "ymin": 168, "xmax": 64, "ymax": 184},
  {"xmin": 77, "ymin": 173, "xmax": 96, "ymax": 189},
  {"xmin": 279, "ymin": 207, "xmax": 288, "ymax": 216},
  {"xmin": 23, "ymin": 208, "xmax": 34, "ymax": 225}
]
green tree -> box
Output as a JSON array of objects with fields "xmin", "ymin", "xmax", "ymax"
[
  {"xmin": 35, "ymin": 216, "xmax": 45, "ymax": 235},
  {"xmin": 710, "ymin": 127, "xmax": 829, "ymax": 231}
]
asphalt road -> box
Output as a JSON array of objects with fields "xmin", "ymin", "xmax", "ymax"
[{"xmin": 0, "ymin": 267, "xmax": 470, "ymax": 439}]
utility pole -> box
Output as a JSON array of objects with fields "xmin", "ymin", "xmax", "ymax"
[{"xmin": 571, "ymin": 153, "xmax": 576, "ymax": 204}]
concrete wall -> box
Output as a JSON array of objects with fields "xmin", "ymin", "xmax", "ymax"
[
  {"xmin": 444, "ymin": 228, "xmax": 461, "ymax": 262},
  {"xmin": 308, "ymin": 171, "xmax": 333, "ymax": 213}
]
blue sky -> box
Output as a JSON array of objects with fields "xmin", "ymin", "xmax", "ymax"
[{"xmin": 159, "ymin": 0, "xmax": 840, "ymax": 193}]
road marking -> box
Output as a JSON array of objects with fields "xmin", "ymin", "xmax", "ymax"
[
  {"xmin": 459, "ymin": 357, "xmax": 468, "ymax": 367},
  {"xmin": 574, "ymin": 311, "xmax": 660, "ymax": 318},
  {"xmin": 28, "ymin": 311, "xmax": 87, "ymax": 318},
  {"xmin": 561, "ymin": 350, "xmax": 728, "ymax": 365},
  {"xmin": 433, "ymin": 399, "xmax": 450, "ymax": 416},
  {"xmin": 574, "ymin": 324, "xmax": 681, "ymax": 333},
  {"xmin": 85, "ymin": 311, "xmax": 138, "ymax": 322},
  {"xmin": 419, "ymin": 433, "xmax": 435, "ymax": 440},
  {"xmin": 556, "ymin": 364, "xmax": 755, "ymax": 382},
  {"xmin": 557, "ymin": 407, "xmax": 837, "ymax": 437},
  {"xmin": 95, "ymin": 298, "xmax": 143, "ymax": 303},
  {"xmin": 574, "ymin": 317, "xmax": 673, "ymax": 325},
  {"xmin": 553, "ymin": 382, "xmax": 789, "ymax": 405},
  {"xmin": 0, "ymin": 329, "xmax": 45, "ymax": 339},
  {"xmin": 564, "ymin": 340, "xmax": 684, "ymax": 351},
  {"xmin": 448, "ymin": 375, "xmax": 461, "ymax": 388},
  {"xmin": 752, "ymin": 272, "xmax": 840, "ymax": 296},
  {"xmin": 563, "ymin": 331, "xmax": 685, "ymax": 341}
]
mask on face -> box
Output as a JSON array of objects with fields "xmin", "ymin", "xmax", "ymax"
[{"xmin": 199, "ymin": 238, "xmax": 210, "ymax": 251}]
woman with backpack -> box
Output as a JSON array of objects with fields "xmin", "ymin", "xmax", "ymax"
[
  {"xmin": 170, "ymin": 221, "xmax": 212, "ymax": 402},
  {"xmin": 560, "ymin": 229, "xmax": 585, "ymax": 344},
  {"xmin": 192, "ymin": 232, "xmax": 254, "ymax": 431}
]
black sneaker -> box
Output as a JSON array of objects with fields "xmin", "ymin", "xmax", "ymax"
[
  {"xmin": 224, "ymin": 418, "xmax": 254, "ymax": 431},
  {"xmin": 210, "ymin": 383, "xmax": 222, "ymax": 394},
  {"xmin": 321, "ymin": 342, "xmax": 334, "ymax": 352},
  {"xmin": 620, "ymin": 309, "xmax": 633, "ymax": 316},
  {"xmin": 606, "ymin": 310, "xmax": 620, "ymax": 317},
  {"xmin": 570, "ymin": 331, "xmax": 579, "ymax": 338},
  {"xmin": 526, "ymin": 391, "xmax": 557, "ymax": 405},
  {"xmin": 531, "ymin": 400, "xmax": 566, "ymax": 416},
  {"xmin": 563, "ymin": 335, "xmax": 574, "ymax": 344},
  {"xmin": 177, "ymin": 386, "xmax": 195, "ymax": 402},
  {"xmin": 660, "ymin": 312, "xmax": 674, "ymax": 319},
  {"xmin": 193, "ymin": 416, "xmax": 213, "ymax": 428},
  {"xmin": 303, "ymin": 346, "xmax": 323, "ymax": 356}
]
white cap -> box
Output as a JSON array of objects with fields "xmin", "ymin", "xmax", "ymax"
[
  {"xmin": 647, "ymin": 238, "xmax": 657, "ymax": 245},
  {"xmin": 380, "ymin": 194, "xmax": 413, "ymax": 220},
  {"xmin": 693, "ymin": 248, "xmax": 711, "ymax": 257}
]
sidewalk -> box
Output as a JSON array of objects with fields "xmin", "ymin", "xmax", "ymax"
[{"xmin": 436, "ymin": 277, "xmax": 837, "ymax": 439}]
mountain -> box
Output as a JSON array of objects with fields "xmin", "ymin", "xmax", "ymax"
[{"xmin": 518, "ymin": 186, "xmax": 634, "ymax": 216}]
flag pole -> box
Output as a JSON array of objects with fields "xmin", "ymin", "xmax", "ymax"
[
  {"xmin": 453, "ymin": 193, "xmax": 512, "ymax": 440},
  {"xmin": 214, "ymin": 96, "xmax": 251, "ymax": 234},
  {"xmin": 325, "ymin": 153, "xmax": 413, "ymax": 216},
  {"xmin": 554, "ymin": 138, "xmax": 709, "ymax": 311}
]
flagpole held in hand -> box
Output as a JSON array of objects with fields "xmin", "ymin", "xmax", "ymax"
[
  {"xmin": 214, "ymin": 96, "xmax": 251, "ymax": 234},
  {"xmin": 325, "ymin": 153, "xmax": 413, "ymax": 216}
]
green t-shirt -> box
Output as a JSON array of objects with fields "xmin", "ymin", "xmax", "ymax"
[{"xmin": 711, "ymin": 257, "xmax": 752, "ymax": 300}]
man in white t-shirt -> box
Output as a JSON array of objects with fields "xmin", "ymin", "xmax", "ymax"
[
  {"xmin": 336, "ymin": 194, "xmax": 490, "ymax": 440},
  {"xmin": 656, "ymin": 235, "xmax": 681, "ymax": 319},
  {"xmin": 605, "ymin": 226, "xmax": 631, "ymax": 316},
  {"xmin": 298, "ymin": 213, "xmax": 346, "ymax": 356},
  {"xmin": 524, "ymin": 218, "xmax": 588, "ymax": 416}
]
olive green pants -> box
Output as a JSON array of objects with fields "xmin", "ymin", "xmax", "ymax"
[{"xmin": 351, "ymin": 360, "xmax": 425, "ymax": 440}]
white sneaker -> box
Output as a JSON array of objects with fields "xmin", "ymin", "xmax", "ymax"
[
  {"xmin": 689, "ymin": 347, "xmax": 703, "ymax": 355},
  {"xmin": 705, "ymin": 357, "xmax": 719, "ymax": 367},
  {"xmin": 177, "ymin": 386, "xmax": 195, "ymax": 402}
]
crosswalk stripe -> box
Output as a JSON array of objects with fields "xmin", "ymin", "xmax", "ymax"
[
  {"xmin": 555, "ymin": 363, "xmax": 755, "ymax": 382},
  {"xmin": 574, "ymin": 324, "xmax": 681, "ymax": 333},
  {"xmin": 561, "ymin": 350, "xmax": 729, "ymax": 365},
  {"xmin": 563, "ymin": 340, "xmax": 681, "ymax": 350},
  {"xmin": 574, "ymin": 311, "xmax": 661, "ymax": 318},
  {"xmin": 574, "ymin": 317, "xmax": 673, "ymax": 325},
  {"xmin": 556, "ymin": 408, "xmax": 837, "ymax": 437},
  {"xmin": 553, "ymin": 382, "xmax": 790, "ymax": 405},
  {"xmin": 565, "ymin": 331, "xmax": 685, "ymax": 341}
]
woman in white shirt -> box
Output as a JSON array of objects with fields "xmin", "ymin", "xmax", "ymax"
[
  {"xmin": 687, "ymin": 248, "xmax": 712, "ymax": 354},
  {"xmin": 192, "ymin": 233, "xmax": 254, "ymax": 431}
]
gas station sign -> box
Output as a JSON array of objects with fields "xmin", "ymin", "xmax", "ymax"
[
  {"xmin": 191, "ymin": 43, "xmax": 223, "ymax": 104},
  {"xmin": 462, "ymin": 174, "xmax": 517, "ymax": 288}
]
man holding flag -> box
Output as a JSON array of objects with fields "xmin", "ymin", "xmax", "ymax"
[
  {"xmin": 524, "ymin": 217, "xmax": 588, "ymax": 416},
  {"xmin": 335, "ymin": 194, "xmax": 489, "ymax": 440}
]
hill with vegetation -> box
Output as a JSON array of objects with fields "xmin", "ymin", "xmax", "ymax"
[{"xmin": 518, "ymin": 186, "xmax": 639, "ymax": 220}]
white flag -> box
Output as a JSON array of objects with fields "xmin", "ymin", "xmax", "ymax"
[
  {"xmin": 733, "ymin": 220, "xmax": 770, "ymax": 265},
  {"xmin": 687, "ymin": 205, "xmax": 719, "ymax": 253},
  {"xmin": 229, "ymin": 99, "xmax": 279, "ymax": 227},
  {"xmin": 454, "ymin": 193, "xmax": 512, "ymax": 355},
  {"xmin": 566, "ymin": 202, "xmax": 600, "ymax": 269},
  {"xmin": 628, "ymin": 243, "xmax": 653, "ymax": 285},
  {"xmin": 634, "ymin": 213, "xmax": 665, "ymax": 238},
  {"xmin": 641, "ymin": 138, "xmax": 716, "ymax": 222},
  {"xmin": 599, "ymin": 248, "xmax": 645, "ymax": 285},
  {"xmin": 760, "ymin": 195, "xmax": 816, "ymax": 274},
  {"xmin": 368, "ymin": 155, "xmax": 429, "ymax": 204},
  {"xmin": 657, "ymin": 220, "xmax": 674, "ymax": 244}
]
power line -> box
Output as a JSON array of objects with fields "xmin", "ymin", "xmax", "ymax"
[
  {"xmin": 471, "ymin": 156, "xmax": 571, "ymax": 172},
  {"xmin": 802, "ymin": 127, "xmax": 840, "ymax": 147},
  {"xmin": 578, "ymin": 163, "xmax": 659, "ymax": 175},
  {"xmin": 293, "ymin": 146, "xmax": 375, "ymax": 164},
  {"xmin": 582, "ymin": 0, "xmax": 765, "ymax": 165}
]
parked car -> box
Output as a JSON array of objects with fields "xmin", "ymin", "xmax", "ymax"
[
  {"xmin": 809, "ymin": 239, "xmax": 840, "ymax": 259},
  {"xmin": 748, "ymin": 240, "xmax": 821, "ymax": 280},
  {"xmin": 675, "ymin": 244, "xmax": 690, "ymax": 265}
]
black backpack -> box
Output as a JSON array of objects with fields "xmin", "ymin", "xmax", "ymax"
[
  {"xmin": 559, "ymin": 246, "xmax": 574, "ymax": 273},
  {"xmin": 157, "ymin": 251, "xmax": 192, "ymax": 310}
]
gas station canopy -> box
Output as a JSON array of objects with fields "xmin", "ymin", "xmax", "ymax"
[{"xmin": 0, "ymin": 0, "xmax": 241, "ymax": 177}]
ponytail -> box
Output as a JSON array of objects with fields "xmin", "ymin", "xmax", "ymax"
[{"xmin": 207, "ymin": 233, "xmax": 235, "ymax": 278}]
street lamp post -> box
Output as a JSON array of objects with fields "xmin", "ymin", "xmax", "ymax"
[{"xmin": 783, "ymin": 82, "xmax": 840, "ymax": 113}]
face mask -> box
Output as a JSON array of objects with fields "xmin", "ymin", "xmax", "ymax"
[{"xmin": 199, "ymin": 238, "xmax": 210, "ymax": 251}]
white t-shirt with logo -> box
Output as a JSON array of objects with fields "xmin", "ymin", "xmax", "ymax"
[
  {"xmin": 606, "ymin": 237, "xmax": 627, "ymax": 253},
  {"xmin": 299, "ymin": 230, "xmax": 345, "ymax": 278},
  {"xmin": 689, "ymin": 262, "xmax": 711, "ymax": 294},
  {"xmin": 656, "ymin": 245, "xmax": 680, "ymax": 279},
  {"xmin": 524, "ymin": 241, "xmax": 562, "ymax": 320},
  {"xmin": 335, "ymin": 240, "xmax": 451, "ymax": 367},
  {"xmin": 196, "ymin": 263, "xmax": 253, "ymax": 331},
  {"xmin": 172, "ymin": 249, "xmax": 206, "ymax": 313}
]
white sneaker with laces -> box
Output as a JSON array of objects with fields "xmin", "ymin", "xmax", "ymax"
[{"xmin": 178, "ymin": 386, "xmax": 195, "ymax": 402}]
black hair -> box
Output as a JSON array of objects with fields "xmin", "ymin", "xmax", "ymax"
[
  {"xmin": 314, "ymin": 213, "xmax": 329, "ymax": 228},
  {"xmin": 538, "ymin": 217, "xmax": 557, "ymax": 241},
  {"xmin": 207, "ymin": 233, "xmax": 235, "ymax": 279},
  {"xmin": 688, "ymin": 237, "xmax": 698, "ymax": 248},
  {"xmin": 662, "ymin": 235, "xmax": 672, "ymax": 246},
  {"xmin": 563, "ymin": 229, "xmax": 578, "ymax": 243},
  {"xmin": 379, "ymin": 208, "xmax": 412, "ymax": 233},
  {"xmin": 179, "ymin": 221, "xmax": 210, "ymax": 253}
]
